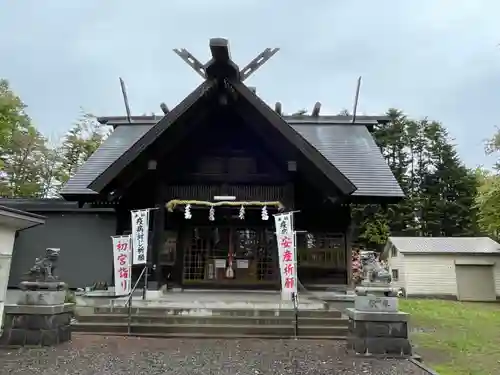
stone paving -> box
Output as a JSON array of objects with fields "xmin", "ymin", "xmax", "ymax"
[{"xmin": 0, "ymin": 335, "xmax": 432, "ymax": 375}]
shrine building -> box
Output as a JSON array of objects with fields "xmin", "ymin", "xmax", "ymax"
[{"xmin": 4, "ymin": 38, "xmax": 403, "ymax": 291}]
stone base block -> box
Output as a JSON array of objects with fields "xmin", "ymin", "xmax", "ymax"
[
  {"xmin": 348, "ymin": 319, "xmax": 408, "ymax": 338},
  {"xmin": 347, "ymin": 336, "xmax": 412, "ymax": 355},
  {"xmin": 17, "ymin": 290, "xmax": 66, "ymax": 305},
  {"xmin": 0, "ymin": 303, "xmax": 74, "ymax": 347},
  {"xmin": 354, "ymin": 296, "xmax": 398, "ymax": 312},
  {"xmin": 345, "ymin": 308, "xmax": 412, "ymax": 356}
]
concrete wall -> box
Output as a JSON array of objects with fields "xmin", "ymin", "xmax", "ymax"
[{"xmin": 9, "ymin": 211, "xmax": 116, "ymax": 289}]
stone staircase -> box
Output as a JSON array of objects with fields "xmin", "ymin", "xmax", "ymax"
[
  {"xmin": 72, "ymin": 290, "xmax": 350, "ymax": 339},
  {"xmin": 72, "ymin": 306, "xmax": 348, "ymax": 339}
]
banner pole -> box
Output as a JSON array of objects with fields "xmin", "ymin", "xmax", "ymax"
[
  {"xmin": 142, "ymin": 265, "xmax": 148, "ymax": 300},
  {"xmin": 142, "ymin": 208, "xmax": 153, "ymax": 300}
]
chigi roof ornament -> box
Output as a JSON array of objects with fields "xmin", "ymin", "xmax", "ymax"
[{"xmin": 173, "ymin": 38, "xmax": 279, "ymax": 83}]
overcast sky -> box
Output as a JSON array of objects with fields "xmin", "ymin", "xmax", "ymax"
[{"xmin": 1, "ymin": 0, "xmax": 499, "ymax": 168}]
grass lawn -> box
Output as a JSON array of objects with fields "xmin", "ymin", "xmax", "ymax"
[{"xmin": 399, "ymin": 299, "xmax": 500, "ymax": 375}]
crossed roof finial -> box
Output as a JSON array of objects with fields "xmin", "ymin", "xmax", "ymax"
[{"xmin": 173, "ymin": 38, "xmax": 279, "ymax": 82}]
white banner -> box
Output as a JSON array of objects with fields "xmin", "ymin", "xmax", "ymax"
[
  {"xmin": 274, "ymin": 212, "xmax": 298, "ymax": 301},
  {"xmin": 274, "ymin": 212, "xmax": 293, "ymax": 236},
  {"xmin": 131, "ymin": 209, "xmax": 150, "ymax": 265},
  {"xmin": 112, "ymin": 235, "xmax": 132, "ymax": 296},
  {"xmin": 277, "ymin": 232, "xmax": 298, "ymax": 300}
]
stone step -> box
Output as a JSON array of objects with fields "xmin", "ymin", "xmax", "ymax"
[
  {"xmin": 72, "ymin": 322, "xmax": 348, "ymax": 338},
  {"xmin": 80, "ymin": 307, "xmax": 342, "ymax": 319},
  {"xmin": 73, "ymin": 332, "xmax": 347, "ymax": 340},
  {"xmin": 75, "ymin": 314, "xmax": 347, "ymax": 327}
]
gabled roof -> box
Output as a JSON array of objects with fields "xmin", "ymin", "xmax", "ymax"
[
  {"xmin": 228, "ymin": 81, "xmax": 356, "ymax": 195},
  {"xmin": 87, "ymin": 80, "xmax": 214, "ymax": 193},
  {"xmin": 60, "ymin": 116, "xmax": 404, "ymax": 200},
  {"xmin": 84, "ymin": 80, "xmax": 358, "ymax": 196},
  {"xmin": 386, "ymin": 236, "xmax": 500, "ymax": 255},
  {"xmin": 60, "ymin": 38, "xmax": 404, "ymax": 201}
]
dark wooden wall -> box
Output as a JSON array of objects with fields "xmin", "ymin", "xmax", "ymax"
[{"xmin": 113, "ymin": 107, "xmax": 351, "ymax": 287}]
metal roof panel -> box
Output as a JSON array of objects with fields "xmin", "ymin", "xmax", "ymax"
[
  {"xmin": 59, "ymin": 125, "xmax": 153, "ymax": 196},
  {"xmin": 292, "ymin": 124, "xmax": 404, "ymax": 197},
  {"xmin": 61, "ymin": 122, "xmax": 403, "ymax": 199},
  {"xmin": 389, "ymin": 236, "xmax": 500, "ymax": 254}
]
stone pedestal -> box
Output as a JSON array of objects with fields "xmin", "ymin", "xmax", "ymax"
[
  {"xmin": 17, "ymin": 290, "xmax": 66, "ymax": 305},
  {"xmin": 346, "ymin": 308, "xmax": 412, "ymax": 355},
  {"xmin": 0, "ymin": 303, "xmax": 74, "ymax": 347}
]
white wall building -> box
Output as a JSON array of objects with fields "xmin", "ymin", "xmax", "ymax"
[
  {"xmin": 382, "ymin": 236, "xmax": 500, "ymax": 301},
  {"xmin": 0, "ymin": 206, "xmax": 45, "ymax": 332}
]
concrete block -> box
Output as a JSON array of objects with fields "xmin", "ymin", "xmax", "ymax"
[
  {"xmin": 347, "ymin": 336, "xmax": 367, "ymax": 354},
  {"xmin": 4, "ymin": 303, "xmax": 74, "ymax": 315},
  {"xmin": 354, "ymin": 296, "xmax": 398, "ymax": 312},
  {"xmin": 365, "ymin": 337, "xmax": 412, "ymax": 355},
  {"xmin": 364, "ymin": 321, "xmax": 408, "ymax": 338},
  {"xmin": 0, "ymin": 305, "xmax": 73, "ymax": 347},
  {"xmin": 8, "ymin": 329, "xmax": 26, "ymax": 346},
  {"xmin": 17, "ymin": 291, "xmax": 66, "ymax": 306},
  {"xmin": 345, "ymin": 308, "xmax": 409, "ymax": 322}
]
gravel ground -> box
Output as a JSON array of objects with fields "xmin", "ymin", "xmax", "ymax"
[{"xmin": 0, "ymin": 335, "xmax": 431, "ymax": 375}]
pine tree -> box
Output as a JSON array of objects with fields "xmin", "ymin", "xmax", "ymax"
[{"xmin": 420, "ymin": 121, "xmax": 478, "ymax": 236}]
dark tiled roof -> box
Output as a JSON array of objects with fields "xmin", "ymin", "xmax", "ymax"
[
  {"xmin": 88, "ymin": 81, "xmax": 214, "ymax": 192},
  {"xmin": 292, "ymin": 124, "xmax": 404, "ymax": 197},
  {"xmin": 60, "ymin": 118, "xmax": 403, "ymax": 199},
  {"xmin": 59, "ymin": 125, "xmax": 152, "ymax": 196}
]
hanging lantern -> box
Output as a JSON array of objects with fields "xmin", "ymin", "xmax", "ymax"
[
  {"xmin": 261, "ymin": 205, "xmax": 269, "ymax": 221},
  {"xmin": 184, "ymin": 204, "xmax": 192, "ymax": 219},
  {"xmin": 208, "ymin": 205, "xmax": 215, "ymax": 221},
  {"xmin": 238, "ymin": 205, "xmax": 245, "ymax": 220}
]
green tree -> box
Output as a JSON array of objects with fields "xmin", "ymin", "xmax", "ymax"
[
  {"xmin": 0, "ymin": 79, "xmax": 51, "ymax": 198},
  {"xmin": 474, "ymin": 129, "xmax": 500, "ymax": 238},
  {"xmin": 420, "ymin": 122, "xmax": 478, "ymax": 236},
  {"xmin": 474, "ymin": 169, "xmax": 500, "ymax": 238},
  {"xmin": 353, "ymin": 109, "xmax": 478, "ymax": 247}
]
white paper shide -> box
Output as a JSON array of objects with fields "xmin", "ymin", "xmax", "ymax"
[
  {"xmin": 112, "ymin": 235, "xmax": 132, "ymax": 296},
  {"xmin": 274, "ymin": 212, "xmax": 298, "ymax": 301},
  {"xmin": 131, "ymin": 209, "xmax": 150, "ymax": 265}
]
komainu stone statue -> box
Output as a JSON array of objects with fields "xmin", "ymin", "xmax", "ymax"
[
  {"xmin": 360, "ymin": 251, "xmax": 392, "ymax": 285},
  {"xmin": 3, "ymin": 248, "xmax": 74, "ymax": 347},
  {"xmin": 20, "ymin": 248, "xmax": 66, "ymax": 291}
]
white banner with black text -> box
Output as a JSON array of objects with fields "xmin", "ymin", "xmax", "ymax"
[{"xmin": 131, "ymin": 209, "xmax": 150, "ymax": 265}]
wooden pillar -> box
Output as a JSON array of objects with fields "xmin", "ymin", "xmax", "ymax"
[
  {"xmin": 345, "ymin": 205, "xmax": 355, "ymax": 289},
  {"xmin": 150, "ymin": 182, "xmax": 165, "ymax": 289},
  {"xmin": 172, "ymin": 219, "xmax": 185, "ymax": 287},
  {"xmin": 283, "ymin": 182, "xmax": 295, "ymax": 210}
]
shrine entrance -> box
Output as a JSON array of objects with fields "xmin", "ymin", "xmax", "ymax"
[{"xmin": 182, "ymin": 225, "xmax": 279, "ymax": 288}]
